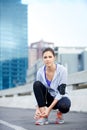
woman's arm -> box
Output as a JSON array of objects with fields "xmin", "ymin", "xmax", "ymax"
[
  {"xmin": 48, "ymin": 99, "xmax": 58, "ymax": 111},
  {"xmin": 42, "ymin": 99, "xmax": 58, "ymax": 117}
]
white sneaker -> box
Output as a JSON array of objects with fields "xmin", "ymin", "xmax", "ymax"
[
  {"xmin": 55, "ymin": 112, "xmax": 64, "ymax": 124},
  {"xmin": 35, "ymin": 117, "xmax": 49, "ymax": 125}
]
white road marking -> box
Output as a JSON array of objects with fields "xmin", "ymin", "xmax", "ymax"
[{"xmin": 0, "ymin": 120, "xmax": 27, "ymax": 130}]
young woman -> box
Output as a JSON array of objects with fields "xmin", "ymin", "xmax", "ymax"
[{"xmin": 33, "ymin": 47, "xmax": 71, "ymax": 125}]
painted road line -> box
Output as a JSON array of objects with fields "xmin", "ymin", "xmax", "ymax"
[{"xmin": 0, "ymin": 120, "xmax": 27, "ymax": 130}]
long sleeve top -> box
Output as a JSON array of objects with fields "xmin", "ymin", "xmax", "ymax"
[{"xmin": 36, "ymin": 63, "xmax": 69, "ymax": 100}]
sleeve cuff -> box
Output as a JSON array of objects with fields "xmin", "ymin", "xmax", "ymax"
[{"xmin": 55, "ymin": 94, "xmax": 62, "ymax": 100}]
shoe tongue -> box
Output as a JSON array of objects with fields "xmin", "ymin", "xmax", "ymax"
[{"xmin": 57, "ymin": 112, "xmax": 62, "ymax": 118}]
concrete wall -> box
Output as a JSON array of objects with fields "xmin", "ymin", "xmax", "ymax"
[
  {"xmin": 0, "ymin": 71, "xmax": 87, "ymax": 112},
  {"xmin": 0, "ymin": 88, "xmax": 87, "ymax": 112},
  {"xmin": 69, "ymin": 88, "xmax": 87, "ymax": 112}
]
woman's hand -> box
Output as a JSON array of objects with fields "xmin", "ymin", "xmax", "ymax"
[
  {"xmin": 41, "ymin": 107, "xmax": 51, "ymax": 117},
  {"xmin": 34, "ymin": 107, "xmax": 51, "ymax": 119},
  {"xmin": 34, "ymin": 107, "xmax": 41, "ymax": 119}
]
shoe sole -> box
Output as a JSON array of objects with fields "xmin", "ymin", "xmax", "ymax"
[
  {"xmin": 55, "ymin": 121, "xmax": 64, "ymax": 124},
  {"xmin": 35, "ymin": 121, "xmax": 49, "ymax": 125}
]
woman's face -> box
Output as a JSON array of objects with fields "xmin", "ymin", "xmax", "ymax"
[{"xmin": 42, "ymin": 51, "xmax": 55, "ymax": 67}]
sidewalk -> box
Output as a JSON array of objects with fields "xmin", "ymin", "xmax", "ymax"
[{"xmin": 0, "ymin": 107, "xmax": 87, "ymax": 130}]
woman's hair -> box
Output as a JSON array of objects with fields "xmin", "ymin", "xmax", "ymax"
[{"xmin": 42, "ymin": 47, "xmax": 55, "ymax": 56}]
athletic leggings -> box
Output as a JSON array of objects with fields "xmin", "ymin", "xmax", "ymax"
[{"xmin": 33, "ymin": 81, "xmax": 71, "ymax": 113}]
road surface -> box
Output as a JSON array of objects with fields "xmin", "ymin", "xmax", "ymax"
[{"xmin": 0, "ymin": 107, "xmax": 87, "ymax": 130}]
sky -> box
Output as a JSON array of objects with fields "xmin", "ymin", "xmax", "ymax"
[{"xmin": 22, "ymin": 0, "xmax": 87, "ymax": 47}]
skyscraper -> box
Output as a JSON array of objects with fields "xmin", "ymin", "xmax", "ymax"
[{"xmin": 0, "ymin": 0, "xmax": 28, "ymax": 89}]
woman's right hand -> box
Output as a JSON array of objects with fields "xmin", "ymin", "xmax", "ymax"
[{"xmin": 34, "ymin": 107, "xmax": 41, "ymax": 119}]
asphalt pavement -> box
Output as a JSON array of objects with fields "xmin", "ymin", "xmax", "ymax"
[{"xmin": 0, "ymin": 107, "xmax": 87, "ymax": 130}]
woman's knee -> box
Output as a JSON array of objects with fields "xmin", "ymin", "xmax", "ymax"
[
  {"xmin": 33, "ymin": 81, "xmax": 41, "ymax": 87},
  {"xmin": 58, "ymin": 97, "xmax": 71, "ymax": 113},
  {"xmin": 33, "ymin": 81, "xmax": 41, "ymax": 90}
]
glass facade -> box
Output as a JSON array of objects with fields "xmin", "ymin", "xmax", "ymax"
[{"xmin": 0, "ymin": 0, "xmax": 28, "ymax": 89}]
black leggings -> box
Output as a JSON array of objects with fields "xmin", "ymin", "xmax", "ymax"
[{"xmin": 33, "ymin": 81, "xmax": 71, "ymax": 113}]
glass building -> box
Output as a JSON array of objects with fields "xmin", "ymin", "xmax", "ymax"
[{"xmin": 0, "ymin": 0, "xmax": 28, "ymax": 90}]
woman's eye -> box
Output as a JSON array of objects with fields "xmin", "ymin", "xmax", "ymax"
[
  {"xmin": 43, "ymin": 56, "xmax": 52, "ymax": 59},
  {"xmin": 43, "ymin": 56, "xmax": 47, "ymax": 59},
  {"xmin": 49, "ymin": 56, "xmax": 52, "ymax": 58}
]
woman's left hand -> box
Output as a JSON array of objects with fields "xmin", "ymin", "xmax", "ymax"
[{"xmin": 41, "ymin": 107, "xmax": 50, "ymax": 117}]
